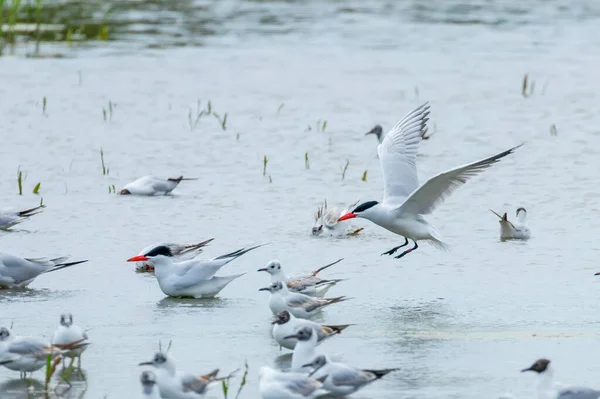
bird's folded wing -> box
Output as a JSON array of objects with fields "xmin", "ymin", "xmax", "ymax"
[
  {"xmin": 378, "ymin": 103, "xmax": 430, "ymax": 205},
  {"xmin": 171, "ymin": 259, "xmax": 224, "ymax": 290},
  {"xmin": 557, "ymin": 387, "xmax": 600, "ymax": 399},
  {"xmin": 181, "ymin": 375, "xmax": 211, "ymax": 394},
  {"xmin": 331, "ymin": 367, "xmax": 371, "ymax": 387},
  {"xmin": 396, "ymin": 144, "xmax": 523, "ymax": 216},
  {"xmin": 7, "ymin": 339, "xmax": 49, "ymax": 357},
  {"xmin": 287, "ymin": 295, "xmax": 324, "ymax": 312}
]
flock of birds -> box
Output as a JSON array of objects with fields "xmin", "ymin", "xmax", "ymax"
[{"xmin": 1, "ymin": 102, "xmax": 595, "ymax": 399}]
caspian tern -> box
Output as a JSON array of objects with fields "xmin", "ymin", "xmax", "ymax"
[
  {"xmin": 340, "ymin": 102, "xmax": 523, "ymax": 258},
  {"xmin": 52, "ymin": 313, "xmax": 90, "ymax": 369},
  {"xmin": 366, "ymin": 124, "xmax": 432, "ymax": 143},
  {"xmin": 312, "ymin": 200, "xmax": 363, "ymax": 237},
  {"xmin": 257, "ymin": 258, "xmax": 345, "ymax": 297},
  {"xmin": 120, "ymin": 175, "xmax": 197, "ymax": 196},
  {"xmin": 521, "ymin": 358, "xmax": 600, "ymax": 399},
  {"xmin": 140, "ymin": 371, "xmax": 162, "ymax": 399},
  {"xmin": 303, "ymin": 354, "xmax": 398, "ymax": 396},
  {"xmin": 0, "ymin": 204, "xmax": 45, "ymax": 230},
  {"xmin": 0, "ymin": 254, "xmax": 88, "ymax": 289},
  {"xmin": 139, "ymin": 351, "xmax": 236, "ymax": 399},
  {"xmin": 272, "ymin": 310, "xmax": 351, "ymax": 350},
  {"xmin": 127, "ymin": 245, "xmax": 264, "ymax": 298},
  {"xmin": 259, "ymin": 366, "xmax": 329, "ymax": 399},
  {"xmin": 259, "ymin": 281, "xmax": 349, "ymax": 319},
  {"xmin": 285, "ymin": 326, "xmax": 319, "ymax": 373},
  {"xmin": 134, "ymin": 238, "xmax": 215, "ymax": 273},
  {"xmin": 490, "ymin": 208, "xmax": 531, "ymax": 240}
]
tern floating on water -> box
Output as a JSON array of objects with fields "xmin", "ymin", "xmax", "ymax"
[
  {"xmin": 490, "ymin": 208, "xmax": 531, "ymax": 240},
  {"xmin": 340, "ymin": 102, "xmax": 523, "ymax": 259},
  {"xmin": 134, "ymin": 239, "xmax": 214, "ymax": 273},
  {"xmin": 0, "ymin": 253, "xmax": 88, "ymax": 289},
  {"xmin": 120, "ymin": 175, "xmax": 197, "ymax": 196}
]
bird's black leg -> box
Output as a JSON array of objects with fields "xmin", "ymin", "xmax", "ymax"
[
  {"xmin": 381, "ymin": 237, "xmax": 409, "ymax": 256},
  {"xmin": 395, "ymin": 240, "xmax": 418, "ymax": 259}
]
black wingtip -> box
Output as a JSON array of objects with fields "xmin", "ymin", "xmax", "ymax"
[{"xmin": 215, "ymin": 243, "xmax": 268, "ymax": 260}]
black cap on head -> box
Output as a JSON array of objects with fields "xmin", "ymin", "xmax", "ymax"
[
  {"xmin": 145, "ymin": 246, "xmax": 173, "ymax": 257},
  {"xmin": 353, "ymin": 201, "xmax": 379, "ymax": 214}
]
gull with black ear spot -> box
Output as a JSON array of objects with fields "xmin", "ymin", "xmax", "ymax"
[
  {"xmin": 341, "ymin": 102, "xmax": 524, "ymax": 259},
  {"xmin": 258, "ymin": 258, "xmax": 346, "ymax": 297},
  {"xmin": 52, "ymin": 312, "xmax": 90, "ymax": 370},
  {"xmin": 271, "ymin": 310, "xmax": 352, "ymax": 350},
  {"xmin": 366, "ymin": 124, "xmax": 432, "ymax": 144},
  {"xmin": 521, "ymin": 358, "xmax": 600, "ymax": 399},
  {"xmin": 127, "ymin": 244, "xmax": 265, "ymax": 298},
  {"xmin": 490, "ymin": 207, "xmax": 531, "ymax": 240}
]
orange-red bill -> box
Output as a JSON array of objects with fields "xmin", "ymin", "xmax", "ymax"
[
  {"xmin": 127, "ymin": 255, "xmax": 149, "ymax": 262},
  {"xmin": 338, "ymin": 212, "xmax": 356, "ymax": 222}
]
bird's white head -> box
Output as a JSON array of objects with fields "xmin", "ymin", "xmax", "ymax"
[
  {"xmin": 257, "ymin": 260, "xmax": 284, "ymax": 278},
  {"xmin": 258, "ymin": 281, "xmax": 287, "ymax": 294},
  {"xmin": 302, "ymin": 354, "xmax": 329, "ymax": 376},
  {"xmin": 516, "ymin": 207, "xmax": 527, "ymax": 223},
  {"xmin": 127, "ymin": 245, "xmax": 173, "ymax": 267},
  {"xmin": 283, "ymin": 326, "xmax": 315, "ymax": 343},
  {"xmin": 139, "ymin": 351, "xmax": 176, "ymax": 374},
  {"xmin": 338, "ymin": 201, "xmax": 379, "ymax": 222},
  {"xmin": 60, "ymin": 313, "xmax": 73, "ymax": 327}
]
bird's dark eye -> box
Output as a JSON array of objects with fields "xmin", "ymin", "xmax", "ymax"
[{"xmin": 277, "ymin": 265, "xmax": 281, "ymax": 270}]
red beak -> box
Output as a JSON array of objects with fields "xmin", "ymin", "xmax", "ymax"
[
  {"xmin": 127, "ymin": 255, "xmax": 149, "ymax": 262},
  {"xmin": 338, "ymin": 212, "xmax": 356, "ymax": 222}
]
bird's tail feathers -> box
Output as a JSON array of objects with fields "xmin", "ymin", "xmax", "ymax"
[
  {"xmin": 324, "ymin": 324, "xmax": 353, "ymax": 334},
  {"xmin": 364, "ymin": 368, "xmax": 399, "ymax": 379},
  {"xmin": 311, "ymin": 258, "xmax": 343, "ymax": 276},
  {"xmin": 214, "ymin": 244, "xmax": 267, "ymax": 261},
  {"xmin": 167, "ymin": 176, "xmax": 199, "ymax": 182},
  {"xmin": 428, "ymin": 227, "xmax": 450, "ymax": 251}
]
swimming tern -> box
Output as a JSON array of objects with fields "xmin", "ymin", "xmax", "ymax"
[
  {"xmin": 0, "ymin": 327, "xmax": 85, "ymax": 378},
  {"xmin": 272, "ymin": 310, "xmax": 351, "ymax": 350},
  {"xmin": 139, "ymin": 351, "xmax": 236, "ymax": 399},
  {"xmin": 521, "ymin": 358, "xmax": 600, "ymax": 399},
  {"xmin": 52, "ymin": 313, "xmax": 90, "ymax": 369},
  {"xmin": 120, "ymin": 175, "xmax": 197, "ymax": 196},
  {"xmin": 140, "ymin": 370, "xmax": 162, "ymax": 399},
  {"xmin": 127, "ymin": 245, "xmax": 264, "ymax": 298},
  {"xmin": 0, "ymin": 253, "xmax": 88, "ymax": 289},
  {"xmin": 258, "ymin": 258, "xmax": 345, "ymax": 297},
  {"xmin": 340, "ymin": 102, "xmax": 523, "ymax": 258},
  {"xmin": 285, "ymin": 326, "xmax": 319, "ymax": 373},
  {"xmin": 259, "ymin": 282, "xmax": 349, "ymax": 319},
  {"xmin": 134, "ymin": 238, "xmax": 215, "ymax": 273},
  {"xmin": 366, "ymin": 124, "xmax": 432, "ymax": 143},
  {"xmin": 490, "ymin": 208, "xmax": 531, "ymax": 240},
  {"xmin": 303, "ymin": 354, "xmax": 399, "ymax": 396},
  {"xmin": 0, "ymin": 204, "xmax": 45, "ymax": 230},
  {"xmin": 312, "ymin": 200, "xmax": 363, "ymax": 237},
  {"xmin": 259, "ymin": 366, "xmax": 329, "ymax": 399}
]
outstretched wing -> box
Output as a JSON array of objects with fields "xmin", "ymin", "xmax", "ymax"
[
  {"xmin": 397, "ymin": 144, "xmax": 523, "ymax": 216},
  {"xmin": 378, "ymin": 103, "xmax": 430, "ymax": 206}
]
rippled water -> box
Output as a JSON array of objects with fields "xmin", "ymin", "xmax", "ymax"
[{"xmin": 2, "ymin": 1, "xmax": 600, "ymax": 398}]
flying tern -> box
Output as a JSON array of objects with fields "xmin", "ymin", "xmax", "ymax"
[
  {"xmin": 272, "ymin": 310, "xmax": 351, "ymax": 350},
  {"xmin": 139, "ymin": 351, "xmax": 236, "ymax": 399},
  {"xmin": 52, "ymin": 313, "xmax": 90, "ymax": 369},
  {"xmin": 258, "ymin": 258, "xmax": 345, "ymax": 297},
  {"xmin": 120, "ymin": 175, "xmax": 197, "ymax": 196},
  {"xmin": 140, "ymin": 370, "xmax": 162, "ymax": 399},
  {"xmin": 127, "ymin": 245, "xmax": 264, "ymax": 298},
  {"xmin": 0, "ymin": 204, "xmax": 45, "ymax": 230},
  {"xmin": 259, "ymin": 366, "xmax": 329, "ymax": 399},
  {"xmin": 134, "ymin": 238, "xmax": 214, "ymax": 272},
  {"xmin": 0, "ymin": 253, "xmax": 88, "ymax": 289},
  {"xmin": 312, "ymin": 200, "xmax": 363, "ymax": 237},
  {"xmin": 490, "ymin": 208, "xmax": 531, "ymax": 240},
  {"xmin": 303, "ymin": 354, "xmax": 399, "ymax": 396},
  {"xmin": 366, "ymin": 123, "xmax": 432, "ymax": 143},
  {"xmin": 521, "ymin": 358, "xmax": 600, "ymax": 399},
  {"xmin": 340, "ymin": 102, "xmax": 523, "ymax": 258},
  {"xmin": 259, "ymin": 281, "xmax": 349, "ymax": 319}
]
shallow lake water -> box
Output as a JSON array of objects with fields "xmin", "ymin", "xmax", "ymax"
[{"xmin": 2, "ymin": 1, "xmax": 600, "ymax": 398}]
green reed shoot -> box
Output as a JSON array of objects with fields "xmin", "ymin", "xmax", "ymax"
[
  {"xmin": 236, "ymin": 133, "xmax": 240, "ymax": 141},
  {"xmin": 522, "ymin": 74, "xmax": 535, "ymax": 98},
  {"xmin": 103, "ymin": 108, "xmax": 107, "ymax": 121},
  {"xmin": 222, "ymin": 380, "xmax": 229, "ymax": 398},
  {"xmin": 361, "ymin": 170, "xmax": 367, "ymax": 181},
  {"xmin": 341, "ymin": 160, "xmax": 349, "ymax": 181},
  {"xmin": 213, "ymin": 112, "xmax": 228, "ymax": 130},
  {"xmin": 269, "ymin": 175, "xmax": 272, "ymax": 183},
  {"xmin": 305, "ymin": 152, "xmax": 310, "ymax": 169},
  {"xmin": 17, "ymin": 169, "xmax": 22, "ymax": 195},
  {"xmin": 550, "ymin": 124, "xmax": 557, "ymax": 136},
  {"xmin": 276, "ymin": 103, "xmax": 284, "ymax": 115},
  {"xmin": 8, "ymin": 0, "xmax": 21, "ymax": 54},
  {"xmin": 321, "ymin": 120, "xmax": 327, "ymax": 132},
  {"xmin": 234, "ymin": 361, "xmax": 249, "ymax": 399},
  {"xmin": 108, "ymin": 101, "xmax": 114, "ymax": 120},
  {"xmin": 33, "ymin": 182, "xmax": 40, "ymax": 194},
  {"xmin": 263, "ymin": 155, "xmax": 268, "ymax": 176},
  {"xmin": 42, "ymin": 96, "xmax": 47, "ymax": 114},
  {"xmin": 100, "ymin": 148, "xmax": 108, "ymax": 175}
]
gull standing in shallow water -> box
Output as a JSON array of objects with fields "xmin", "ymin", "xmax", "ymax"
[
  {"xmin": 286, "ymin": 327, "xmax": 320, "ymax": 373},
  {"xmin": 0, "ymin": 204, "xmax": 45, "ymax": 230},
  {"xmin": 303, "ymin": 354, "xmax": 398, "ymax": 396},
  {"xmin": 490, "ymin": 208, "xmax": 531, "ymax": 240},
  {"xmin": 271, "ymin": 310, "xmax": 352, "ymax": 350},
  {"xmin": 257, "ymin": 258, "xmax": 345, "ymax": 297},
  {"xmin": 259, "ymin": 366, "xmax": 329, "ymax": 399},
  {"xmin": 134, "ymin": 238, "xmax": 215, "ymax": 273},
  {"xmin": 139, "ymin": 351, "xmax": 236, "ymax": 399},
  {"xmin": 52, "ymin": 313, "xmax": 90, "ymax": 369},
  {"xmin": 0, "ymin": 253, "xmax": 88, "ymax": 289},
  {"xmin": 339, "ymin": 102, "xmax": 524, "ymax": 259},
  {"xmin": 120, "ymin": 175, "xmax": 198, "ymax": 196},
  {"xmin": 521, "ymin": 358, "xmax": 600, "ymax": 399},
  {"xmin": 127, "ymin": 245, "xmax": 264, "ymax": 298},
  {"xmin": 259, "ymin": 282, "xmax": 349, "ymax": 319}
]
